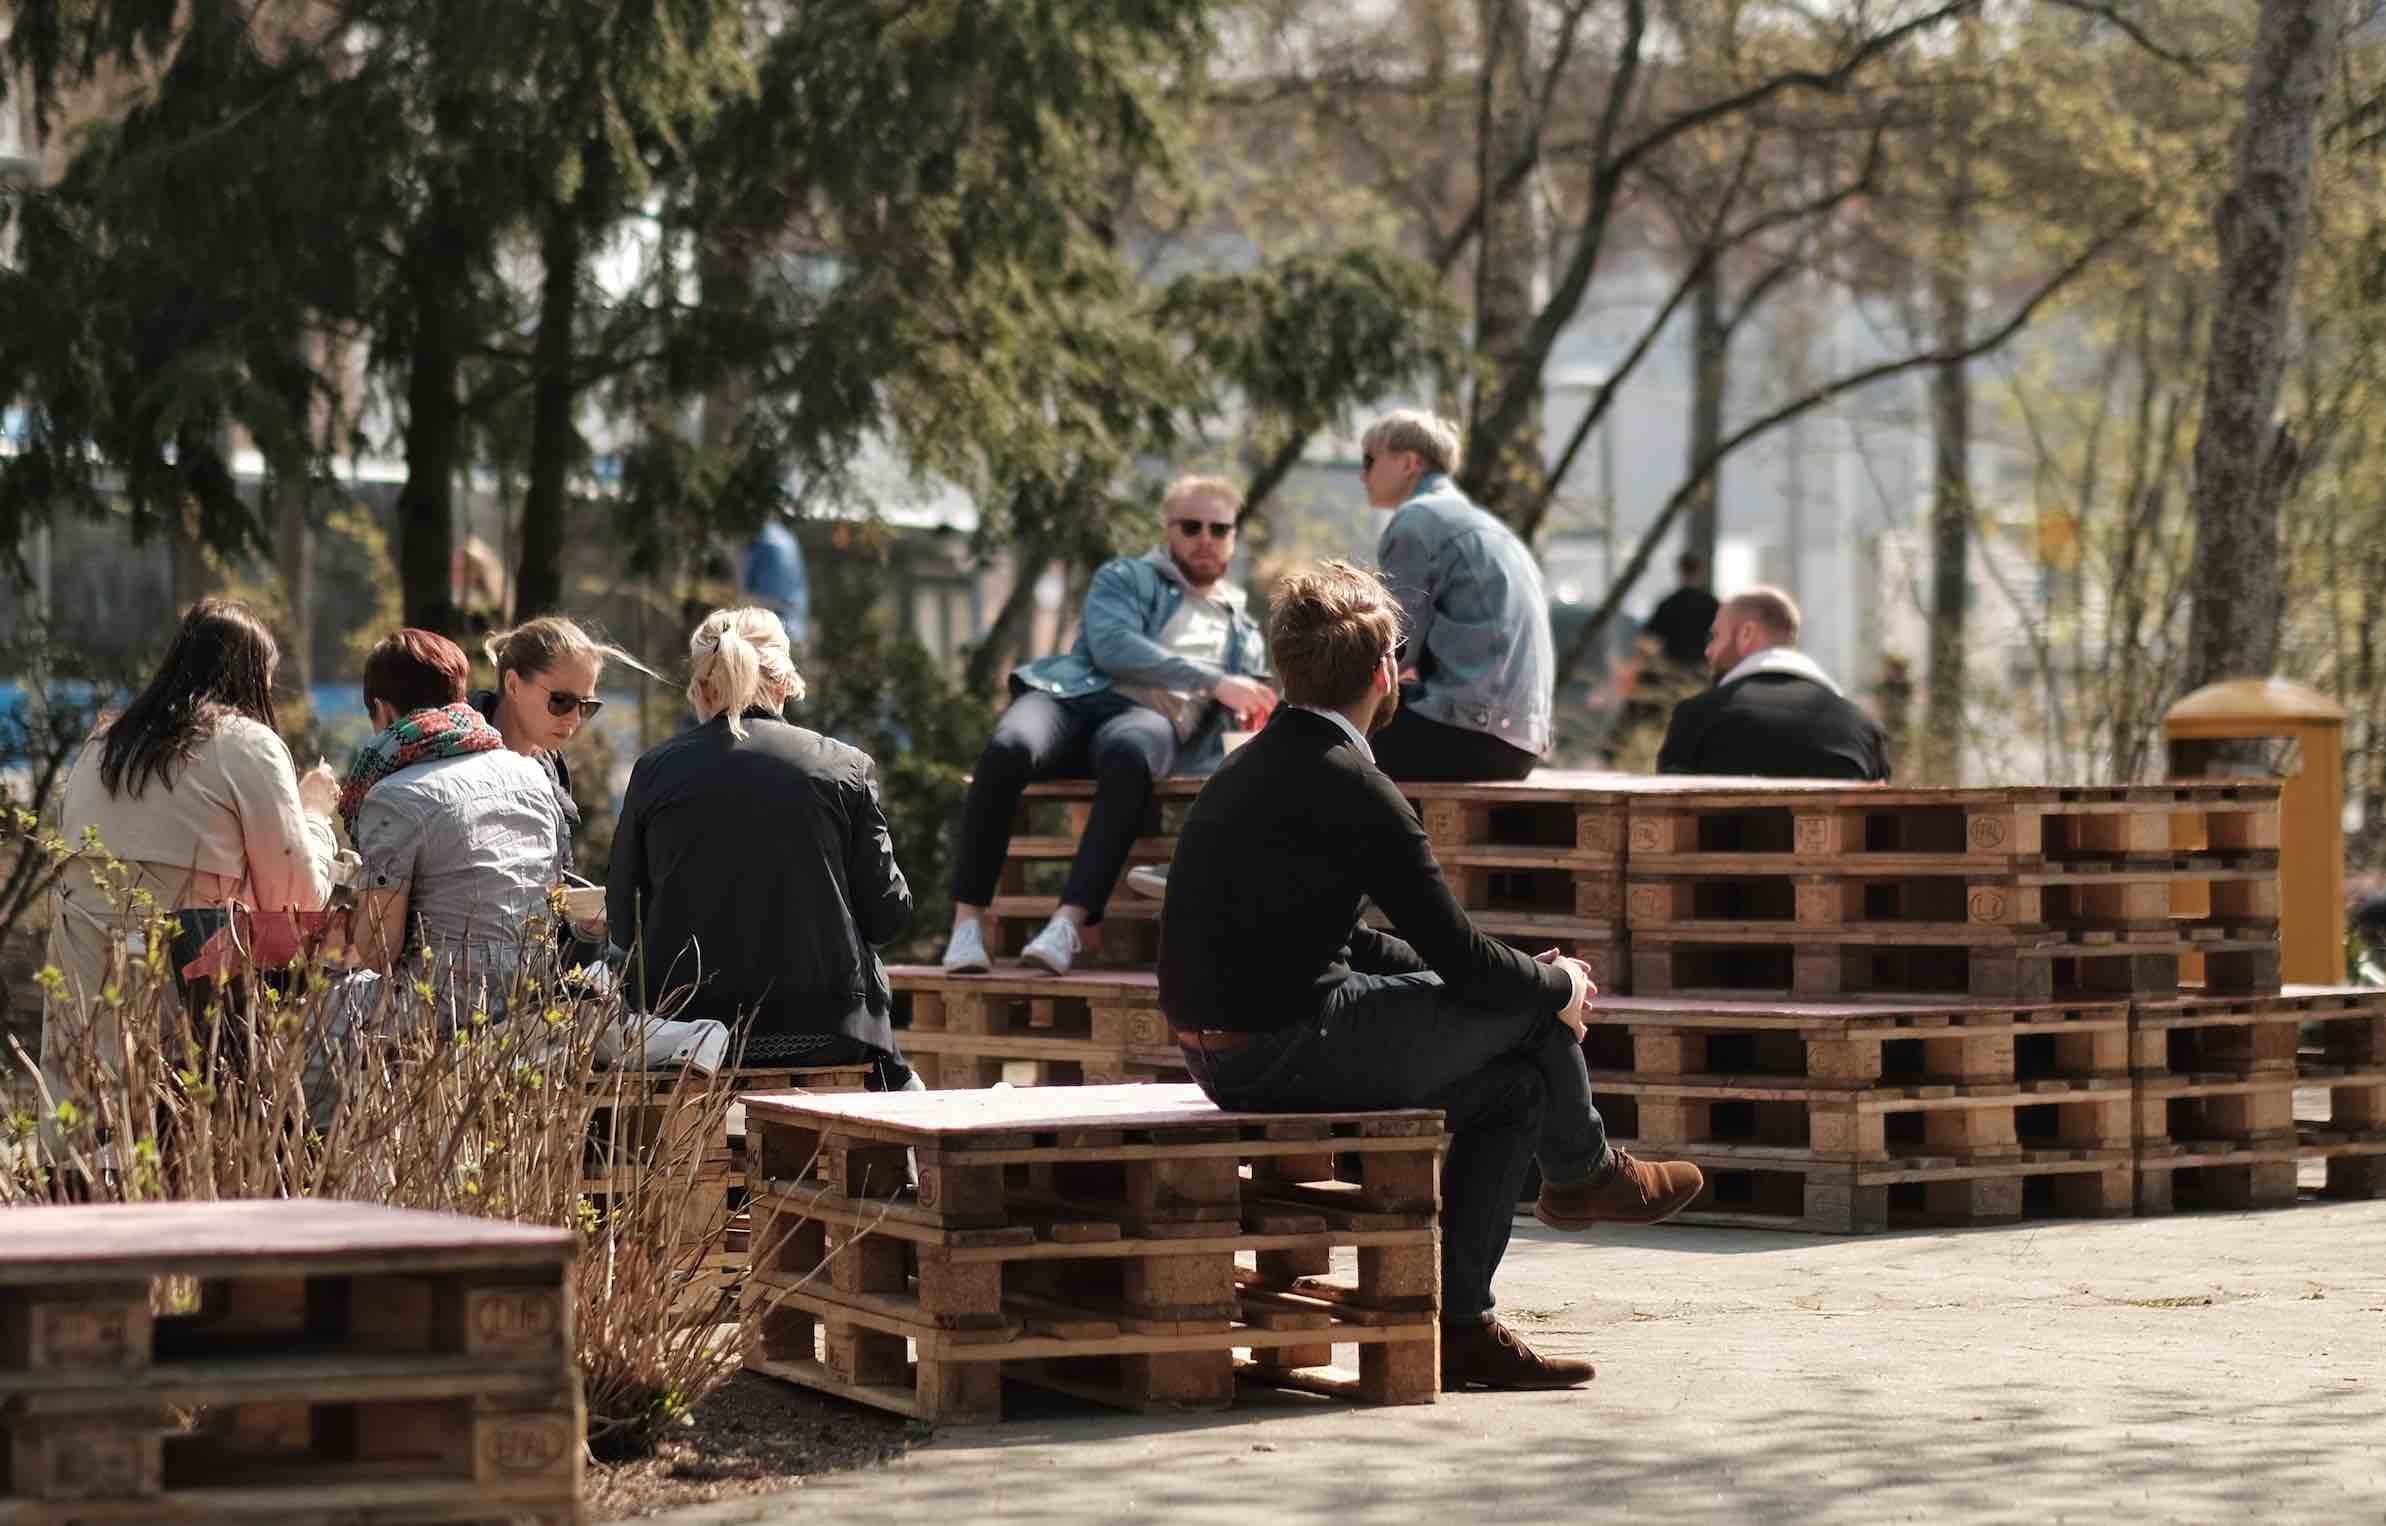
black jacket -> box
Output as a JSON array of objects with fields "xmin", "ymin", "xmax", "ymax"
[
  {"xmin": 607, "ymin": 709, "xmax": 911, "ymax": 1047},
  {"xmin": 1656, "ymin": 671, "xmax": 1892, "ymax": 781},
  {"xmin": 1158, "ymin": 708, "xmax": 1573, "ymax": 1033}
]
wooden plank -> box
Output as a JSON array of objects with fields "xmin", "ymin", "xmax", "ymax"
[
  {"xmin": 0, "ymin": 1479, "xmax": 577, "ymax": 1524},
  {"xmin": 0, "ymin": 1203, "xmax": 572, "ymax": 1286},
  {"xmin": 743, "ymin": 1083, "xmax": 1438, "ymax": 1143},
  {"xmin": 1, "ymin": 1355, "xmax": 570, "ymax": 1411}
]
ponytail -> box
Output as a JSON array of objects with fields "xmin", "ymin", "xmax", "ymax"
[{"xmin": 687, "ymin": 607, "xmax": 805, "ymax": 737}]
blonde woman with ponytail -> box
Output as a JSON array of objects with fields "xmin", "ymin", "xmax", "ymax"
[{"xmin": 605, "ymin": 608, "xmax": 919, "ymax": 1086}]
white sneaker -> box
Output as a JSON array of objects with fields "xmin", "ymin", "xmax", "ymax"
[
  {"xmin": 942, "ymin": 920, "xmax": 992, "ymax": 975},
  {"xmin": 1125, "ymin": 865, "xmax": 1169, "ymax": 900},
  {"xmin": 1019, "ymin": 916, "xmax": 1081, "ymax": 975}
]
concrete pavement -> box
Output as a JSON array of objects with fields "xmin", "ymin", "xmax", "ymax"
[{"xmin": 655, "ymin": 1202, "xmax": 2386, "ymax": 1523}]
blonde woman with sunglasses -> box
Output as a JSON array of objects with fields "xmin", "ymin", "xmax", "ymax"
[{"xmin": 473, "ymin": 617, "xmax": 655, "ymax": 837}]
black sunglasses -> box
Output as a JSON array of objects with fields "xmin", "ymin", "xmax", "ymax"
[
  {"xmin": 1173, "ymin": 518, "xmax": 1236, "ymax": 540},
  {"xmin": 535, "ymin": 683, "xmax": 604, "ymax": 721},
  {"xmin": 1362, "ymin": 453, "xmax": 1376, "ymax": 472}
]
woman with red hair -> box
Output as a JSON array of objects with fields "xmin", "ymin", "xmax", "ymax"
[{"xmin": 339, "ymin": 628, "xmax": 569, "ymax": 1016}]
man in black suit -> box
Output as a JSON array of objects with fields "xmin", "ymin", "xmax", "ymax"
[
  {"xmin": 1159, "ymin": 560, "xmax": 1704, "ymax": 1392},
  {"xmin": 1655, "ymin": 585, "xmax": 1892, "ymax": 781}
]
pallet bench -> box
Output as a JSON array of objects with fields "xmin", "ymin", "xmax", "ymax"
[
  {"xmin": 1584, "ymin": 996, "xmax": 2136, "ymax": 1232},
  {"xmin": 0, "ymin": 1200, "xmax": 580, "ymax": 1524},
  {"xmin": 737, "ymin": 1084, "xmax": 1444, "ymax": 1423},
  {"xmin": 584, "ymin": 1063, "xmax": 872, "ymax": 1320},
  {"xmin": 890, "ymin": 967, "xmax": 1182, "ymax": 1087},
  {"xmin": 2129, "ymin": 984, "xmax": 2386, "ymax": 1210},
  {"xmin": 1626, "ymin": 928, "xmax": 2278, "ymax": 1002}
]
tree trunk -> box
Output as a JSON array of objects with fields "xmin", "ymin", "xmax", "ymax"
[
  {"xmin": 2183, "ymin": 0, "xmax": 2336, "ymax": 692},
  {"xmin": 1684, "ymin": 262, "xmax": 1725, "ymax": 574},
  {"xmin": 395, "ymin": 218, "xmax": 470, "ymax": 636},
  {"xmin": 516, "ymin": 203, "xmax": 585, "ymax": 620},
  {"xmin": 276, "ymin": 477, "xmax": 314, "ymax": 697},
  {"xmin": 966, "ymin": 536, "xmax": 1053, "ymax": 696},
  {"xmin": 1459, "ymin": 0, "xmax": 1545, "ymax": 528},
  {"xmin": 1922, "ymin": 166, "xmax": 1973, "ymax": 786}
]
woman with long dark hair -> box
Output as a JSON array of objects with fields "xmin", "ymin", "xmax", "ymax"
[{"xmin": 43, "ymin": 598, "xmax": 340, "ymax": 1080}]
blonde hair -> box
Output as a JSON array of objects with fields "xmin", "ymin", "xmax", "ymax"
[
  {"xmin": 1722, "ymin": 585, "xmax": 1801, "ymax": 644},
  {"xmin": 687, "ymin": 607, "xmax": 806, "ymax": 737},
  {"xmin": 1161, "ymin": 475, "xmax": 1244, "ymax": 519},
  {"xmin": 484, "ymin": 615, "xmax": 658, "ymax": 683},
  {"xmin": 1360, "ymin": 410, "xmax": 1463, "ymax": 475}
]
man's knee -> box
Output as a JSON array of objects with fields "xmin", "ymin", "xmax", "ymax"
[
  {"xmin": 976, "ymin": 722, "xmax": 1039, "ymax": 780},
  {"xmin": 1090, "ymin": 734, "xmax": 1166, "ymax": 784}
]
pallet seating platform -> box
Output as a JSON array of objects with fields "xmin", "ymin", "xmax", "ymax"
[
  {"xmin": 585, "ymin": 1063, "xmax": 872, "ymax": 1320},
  {"xmin": 0, "ymin": 1200, "xmax": 580, "ymax": 1524},
  {"xmin": 739, "ymin": 1084, "xmax": 1444, "ymax": 1423},
  {"xmin": 1624, "ymin": 782, "xmax": 2281, "ymax": 872},
  {"xmin": 1626, "ymin": 927, "xmax": 2278, "ymax": 1002},
  {"xmin": 890, "ymin": 967, "xmax": 1182, "ymax": 1087},
  {"xmin": 2129, "ymin": 984, "xmax": 2386, "ymax": 1211},
  {"xmin": 1586, "ymin": 996, "xmax": 2135, "ymax": 1232}
]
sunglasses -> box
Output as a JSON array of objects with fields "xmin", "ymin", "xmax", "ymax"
[
  {"xmin": 1362, "ymin": 453, "xmax": 1376, "ymax": 472},
  {"xmin": 1173, "ymin": 518, "xmax": 1237, "ymax": 540},
  {"xmin": 534, "ymin": 682, "xmax": 604, "ymax": 721}
]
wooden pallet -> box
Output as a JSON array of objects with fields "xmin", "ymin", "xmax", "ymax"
[
  {"xmin": 1622, "ymin": 863, "xmax": 2277, "ymax": 939},
  {"xmin": 888, "ymin": 968, "xmax": 1182, "ymax": 1087},
  {"xmin": 738, "ymin": 1085, "xmax": 1444, "ymax": 1423},
  {"xmin": 1625, "ymin": 782, "xmax": 2280, "ymax": 874},
  {"xmin": 0, "ymin": 1201, "xmax": 580, "ymax": 1524},
  {"xmin": 1610, "ymin": 1141, "xmax": 2134, "ymax": 1234},
  {"xmin": 1626, "ymin": 929, "xmax": 2278, "ymax": 1001}
]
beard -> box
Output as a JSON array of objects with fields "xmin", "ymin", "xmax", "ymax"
[{"xmin": 1367, "ymin": 678, "xmax": 1402, "ymax": 735}]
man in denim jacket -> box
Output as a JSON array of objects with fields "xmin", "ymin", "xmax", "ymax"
[
  {"xmin": 942, "ymin": 477, "xmax": 1277, "ymax": 975},
  {"xmin": 1361, "ymin": 410, "xmax": 1554, "ymax": 781}
]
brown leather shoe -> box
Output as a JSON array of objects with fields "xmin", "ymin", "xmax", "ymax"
[
  {"xmin": 1441, "ymin": 1318, "xmax": 1594, "ymax": 1391},
  {"xmin": 1535, "ymin": 1149, "xmax": 1706, "ymax": 1229}
]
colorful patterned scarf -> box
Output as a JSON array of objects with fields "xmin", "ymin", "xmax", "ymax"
[{"xmin": 339, "ymin": 702, "xmax": 508, "ymax": 840}]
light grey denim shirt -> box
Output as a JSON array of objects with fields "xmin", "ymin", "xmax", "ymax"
[
  {"xmin": 355, "ymin": 749, "xmax": 568, "ymax": 1014},
  {"xmin": 1010, "ymin": 549, "xmax": 1269, "ymax": 775},
  {"xmin": 1377, "ymin": 472, "xmax": 1555, "ymax": 757}
]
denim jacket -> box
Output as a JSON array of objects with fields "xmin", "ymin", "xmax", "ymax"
[
  {"xmin": 1013, "ymin": 549, "xmax": 1268, "ymax": 775},
  {"xmin": 1377, "ymin": 472, "xmax": 1554, "ymax": 757}
]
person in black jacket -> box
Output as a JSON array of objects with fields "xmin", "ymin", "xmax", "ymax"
[
  {"xmin": 1643, "ymin": 551, "xmax": 1721, "ymax": 673},
  {"xmin": 607, "ymin": 607, "xmax": 916, "ymax": 1086},
  {"xmin": 1159, "ymin": 560, "xmax": 1705, "ymax": 1392},
  {"xmin": 1655, "ymin": 585, "xmax": 1892, "ymax": 781}
]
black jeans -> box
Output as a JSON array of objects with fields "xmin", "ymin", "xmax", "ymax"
[
  {"xmin": 1371, "ymin": 699, "xmax": 1539, "ymax": 783},
  {"xmin": 1183, "ymin": 971, "xmax": 1609, "ymax": 1326},
  {"xmin": 951, "ymin": 689, "xmax": 1179, "ymax": 922}
]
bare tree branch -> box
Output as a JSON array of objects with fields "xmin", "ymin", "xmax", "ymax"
[{"xmin": 1553, "ymin": 211, "xmax": 2146, "ymax": 690}]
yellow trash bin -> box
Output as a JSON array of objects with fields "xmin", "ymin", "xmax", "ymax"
[{"xmin": 2163, "ymin": 677, "xmax": 2345, "ymax": 985}]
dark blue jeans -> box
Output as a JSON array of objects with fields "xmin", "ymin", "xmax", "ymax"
[
  {"xmin": 1183, "ymin": 971, "xmax": 1610, "ymax": 1326},
  {"xmin": 951, "ymin": 689, "xmax": 1179, "ymax": 922}
]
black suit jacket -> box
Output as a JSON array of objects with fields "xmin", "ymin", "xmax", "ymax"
[
  {"xmin": 608, "ymin": 709, "xmax": 912, "ymax": 1046},
  {"xmin": 1158, "ymin": 708, "xmax": 1573, "ymax": 1033},
  {"xmin": 1656, "ymin": 671, "xmax": 1892, "ymax": 781}
]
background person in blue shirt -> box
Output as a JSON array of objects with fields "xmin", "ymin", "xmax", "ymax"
[
  {"xmin": 1360, "ymin": 410, "xmax": 1555, "ymax": 782},
  {"xmin": 942, "ymin": 477, "xmax": 1276, "ymax": 977}
]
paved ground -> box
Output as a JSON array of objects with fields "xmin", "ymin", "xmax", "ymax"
[{"xmin": 653, "ymin": 1200, "xmax": 2386, "ymax": 1523}]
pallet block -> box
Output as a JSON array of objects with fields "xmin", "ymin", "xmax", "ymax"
[
  {"xmin": 1627, "ymin": 929, "xmax": 2277, "ymax": 1002},
  {"xmin": 739, "ymin": 1084, "xmax": 1444, "ymax": 1423},
  {"xmin": 0, "ymin": 1202, "xmax": 580, "ymax": 1522}
]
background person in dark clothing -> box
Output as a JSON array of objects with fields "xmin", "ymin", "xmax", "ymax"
[
  {"xmin": 1643, "ymin": 551, "xmax": 1721, "ymax": 673},
  {"xmin": 1655, "ymin": 585, "xmax": 1892, "ymax": 782},
  {"xmin": 1159, "ymin": 560, "xmax": 1704, "ymax": 1392},
  {"xmin": 607, "ymin": 606, "xmax": 916, "ymax": 1086}
]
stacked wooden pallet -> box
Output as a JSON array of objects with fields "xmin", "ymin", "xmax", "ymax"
[
  {"xmin": 2128, "ymin": 983, "xmax": 2386, "ymax": 1213},
  {"xmin": 889, "ymin": 969, "xmax": 1180, "ymax": 1088},
  {"xmin": 0, "ymin": 1199, "xmax": 580, "ymax": 1524},
  {"xmin": 1621, "ymin": 782, "xmax": 2283, "ymax": 1001},
  {"xmin": 584, "ymin": 1063, "xmax": 871, "ymax": 1317},
  {"xmin": 739, "ymin": 1084, "xmax": 1444, "ymax": 1423},
  {"xmin": 1588, "ymin": 994, "xmax": 2138, "ymax": 1232}
]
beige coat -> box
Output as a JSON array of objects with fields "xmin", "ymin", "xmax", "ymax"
[{"xmin": 42, "ymin": 716, "xmax": 338, "ymax": 1080}]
